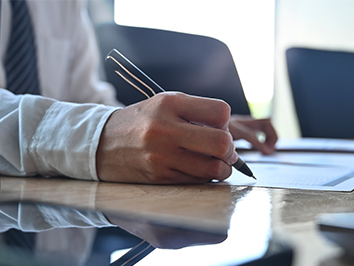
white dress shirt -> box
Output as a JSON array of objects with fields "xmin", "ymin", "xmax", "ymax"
[
  {"xmin": 0, "ymin": 202, "xmax": 113, "ymax": 264},
  {"xmin": 0, "ymin": 0, "xmax": 123, "ymax": 180}
]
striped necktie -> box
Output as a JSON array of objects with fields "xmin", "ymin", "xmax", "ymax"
[{"xmin": 5, "ymin": 0, "xmax": 41, "ymax": 95}]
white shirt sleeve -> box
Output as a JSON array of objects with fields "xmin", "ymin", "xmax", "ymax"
[
  {"xmin": 0, "ymin": 89, "xmax": 119, "ymax": 180},
  {"xmin": 0, "ymin": 202, "xmax": 113, "ymax": 233},
  {"xmin": 0, "ymin": 0, "xmax": 125, "ymax": 107}
]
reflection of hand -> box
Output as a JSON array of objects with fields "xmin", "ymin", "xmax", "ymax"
[
  {"xmin": 104, "ymin": 215, "xmax": 227, "ymax": 249},
  {"xmin": 229, "ymin": 115, "xmax": 278, "ymax": 155},
  {"xmin": 96, "ymin": 92, "xmax": 238, "ymax": 184}
]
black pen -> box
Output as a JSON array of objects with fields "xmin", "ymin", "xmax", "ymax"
[
  {"xmin": 109, "ymin": 240, "xmax": 155, "ymax": 266},
  {"xmin": 106, "ymin": 49, "xmax": 256, "ymax": 181},
  {"xmin": 232, "ymin": 156, "xmax": 256, "ymax": 180}
]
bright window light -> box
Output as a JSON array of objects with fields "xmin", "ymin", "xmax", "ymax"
[
  {"xmin": 129, "ymin": 189, "xmax": 271, "ymax": 265},
  {"xmin": 110, "ymin": 248, "xmax": 131, "ymax": 263},
  {"xmin": 114, "ymin": 0, "xmax": 275, "ymax": 115}
]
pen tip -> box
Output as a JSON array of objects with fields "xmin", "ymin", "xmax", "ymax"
[{"xmin": 252, "ymin": 175, "xmax": 257, "ymax": 180}]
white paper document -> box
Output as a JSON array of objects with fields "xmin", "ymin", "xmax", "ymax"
[
  {"xmin": 222, "ymin": 138, "xmax": 354, "ymax": 192},
  {"xmin": 235, "ymin": 137, "xmax": 354, "ymax": 153}
]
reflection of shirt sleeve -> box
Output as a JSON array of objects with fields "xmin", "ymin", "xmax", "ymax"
[
  {"xmin": 0, "ymin": 203, "xmax": 113, "ymax": 233},
  {"xmin": 0, "ymin": 89, "xmax": 119, "ymax": 180},
  {"xmin": 37, "ymin": 204, "xmax": 112, "ymax": 229}
]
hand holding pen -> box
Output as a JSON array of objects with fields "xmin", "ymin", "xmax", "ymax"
[{"xmin": 99, "ymin": 49, "xmax": 256, "ymax": 183}]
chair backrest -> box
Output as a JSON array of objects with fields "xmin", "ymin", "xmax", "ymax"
[
  {"xmin": 286, "ymin": 47, "xmax": 354, "ymax": 138},
  {"xmin": 96, "ymin": 23, "xmax": 250, "ymax": 115}
]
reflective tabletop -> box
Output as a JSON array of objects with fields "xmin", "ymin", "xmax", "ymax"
[{"xmin": 1, "ymin": 170, "xmax": 354, "ymax": 266}]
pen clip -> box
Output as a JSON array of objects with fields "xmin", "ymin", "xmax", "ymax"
[{"xmin": 105, "ymin": 49, "xmax": 165, "ymax": 99}]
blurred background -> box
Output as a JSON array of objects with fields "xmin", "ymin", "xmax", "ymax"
[{"xmin": 88, "ymin": 0, "xmax": 354, "ymax": 139}]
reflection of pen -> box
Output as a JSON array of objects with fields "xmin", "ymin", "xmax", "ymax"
[
  {"xmin": 110, "ymin": 240, "xmax": 155, "ymax": 266},
  {"xmin": 106, "ymin": 49, "xmax": 256, "ymax": 181},
  {"xmin": 232, "ymin": 156, "xmax": 256, "ymax": 180}
]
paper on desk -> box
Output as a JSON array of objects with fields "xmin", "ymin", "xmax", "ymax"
[
  {"xmin": 220, "ymin": 138, "xmax": 354, "ymax": 192},
  {"xmin": 235, "ymin": 137, "xmax": 354, "ymax": 153}
]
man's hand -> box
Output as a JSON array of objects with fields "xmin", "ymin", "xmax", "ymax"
[
  {"xmin": 229, "ymin": 115, "xmax": 278, "ymax": 155},
  {"xmin": 96, "ymin": 92, "xmax": 238, "ymax": 184},
  {"xmin": 103, "ymin": 214, "xmax": 227, "ymax": 249}
]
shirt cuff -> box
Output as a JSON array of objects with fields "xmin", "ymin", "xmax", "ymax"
[{"xmin": 29, "ymin": 100, "xmax": 119, "ymax": 180}]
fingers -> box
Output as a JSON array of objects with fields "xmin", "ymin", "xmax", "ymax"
[
  {"xmin": 230, "ymin": 115, "xmax": 278, "ymax": 155},
  {"xmin": 142, "ymin": 156, "xmax": 232, "ymax": 185},
  {"xmin": 249, "ymin": 133, "xmax": 274, "ymax": 155},
  {"xmin": 148, "ymin": 171, "xmax": 214, "ymax": 184},
  {"xmin": 258, "ymin": 119, "xmax": 278, "ymax": 148},
  {"xmin": 166, "ymin": 148, "xmax": 233, "ymax": 182},
  {"xmin": 153, "ymin": 92, "xmax": 237, "ymax": 165},
  {"xmin": 175, "ymin": 123, "xmax": 238, "ymax": 165},
  {"xmin": 231, "ymin": 122, "xmax": 272, "ymax": 154},
  {"xmin": 162, "ymin": 92, "xmax": 231, "ymax": 131},
  {"xmin": 251, "ymin": 119, "xmax": 278, "ymax": 154}
]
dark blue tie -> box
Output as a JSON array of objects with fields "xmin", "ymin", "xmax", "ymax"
[{"xmin": 5, "ymin": 0, "xmax": 41, "ymax": 95}]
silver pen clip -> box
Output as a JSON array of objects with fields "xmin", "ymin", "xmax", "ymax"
[{"xmin": 105, "ymin": 49, "xmax": 165, "ymax": 99}]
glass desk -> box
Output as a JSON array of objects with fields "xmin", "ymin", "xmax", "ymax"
[{"xmin": 0, "ymin": 172, "xmax": 353, "ymax": 266}]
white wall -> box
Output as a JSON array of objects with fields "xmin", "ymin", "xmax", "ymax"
[{"xmin": 274, "ymin": 0, "xmax": 354, "ymax": 138}]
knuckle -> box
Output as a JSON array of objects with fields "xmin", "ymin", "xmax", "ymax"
[
  {"xmin": 142, "ymin": 120, "xmax": 169, "ymax": 144},
  {"xmin": 154, "ymin": 92, "xmax": 184, "ymax": 109},
  {"xmin": 147, "ymin": 170, "xmax": 171, "ymax": 184},
  {"xmin": 143, "ymin": 153, "xmax": 166, "ymax": 182},
  {"xmin": 215, "ymin": 101, "xmax": 231, "ymax": 124},
  {"xmin": 144, "ymin": 152, "xmax": 162, "ymax": 168}
]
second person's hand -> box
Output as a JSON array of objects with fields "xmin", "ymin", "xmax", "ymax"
[{"xmin": 229, "ymin": 115, "xmax": 278, "ymax": 155}]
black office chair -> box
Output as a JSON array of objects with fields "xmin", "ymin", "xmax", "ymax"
[
  {"xmin": 96, "ymin": 23, "xmax": 250, "ymax": 115},
  {"xmin": 286, "ymin": 47, "xmax": 354, "ymax": 139}
]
